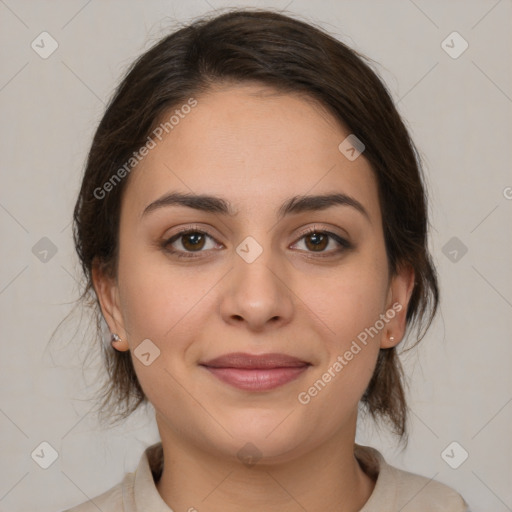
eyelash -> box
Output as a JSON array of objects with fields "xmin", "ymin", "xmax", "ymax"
[{"xmin": 161, "ymin": 225, "xmax": 352, "ymax": 260}]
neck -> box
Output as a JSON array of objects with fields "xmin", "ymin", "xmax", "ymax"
[{"xmin": 155, "ymin": 420, "xmax": 375, "ymax": 512}]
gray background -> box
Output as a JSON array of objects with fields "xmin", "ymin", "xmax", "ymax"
[{"xmin": 0, "ymin": 0, "xmax": 511, "ymax": 511}]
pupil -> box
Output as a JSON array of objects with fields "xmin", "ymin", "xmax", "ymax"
[
  {"xmin": 307, "ymin": 232, "xmax": 327, "ymax": 251},
  {"xmin": 184, "ymin": 233, "xmax": 204, "ymax": 250}
]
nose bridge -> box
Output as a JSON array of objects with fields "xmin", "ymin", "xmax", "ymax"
[
  {"xmin": 234, "ymin": 234, "xmax": 283, "ymax": 304},
  {"xmin": 220, "ymin": 232, "xmax": 293, "ymax": 329}
]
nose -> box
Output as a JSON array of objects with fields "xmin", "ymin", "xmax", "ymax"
[{"xmin": 219, "ymin": 243, "xmax": 294, "ymax": 332}]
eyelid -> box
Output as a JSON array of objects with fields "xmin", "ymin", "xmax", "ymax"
[
  {"xmin": 164, "ymin": 222, "xmax": 348, "ymax": 240},
  {"xmin": 293, "ymin": 223, "xmax": 350, "ymax": 242},
  {"xmin": 164, "ymin": 224, "xmax": 221, "ymax": 242}
]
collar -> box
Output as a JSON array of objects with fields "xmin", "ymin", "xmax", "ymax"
[{"xmin": 126, "ymin": 442, "xmax": 393, "ymax": 511}]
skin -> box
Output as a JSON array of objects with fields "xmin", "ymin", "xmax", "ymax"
[{"xmin": 93, "ymin": 84, "xmax": 415, "ymax": 512}]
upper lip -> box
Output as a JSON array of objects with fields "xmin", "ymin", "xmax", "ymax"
[{"xmin": 200, "ymin": 352, "xmax": 310, "ymax": 369}]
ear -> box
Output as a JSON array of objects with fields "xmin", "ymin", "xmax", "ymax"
[
  {"xmin": 381, "ymin": 263, "xmax": 416, "ymax": 349},
  {"xmin": 91, "ymin": 260, "xmax": 130, "ymax": 352}
]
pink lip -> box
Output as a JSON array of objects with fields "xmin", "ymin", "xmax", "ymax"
[{"xmin": 200, "ymin": 352, "xmax": 311, "ymax": 391}]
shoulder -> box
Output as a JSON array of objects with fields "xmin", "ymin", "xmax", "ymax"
[
  {"xmin": 62, "ymin": 475, "xmax": 132, "ymax": 512},
  {"xmin": 61, "ymin": 442, "xmax": 162, "ymax": 512},
  {"xmin": 389, "ymin": 464, "xmax": 469, "ymax": 511},
  {"xmin": 355, "ymin": 444, "xmax": 469, "ymax": 512}
]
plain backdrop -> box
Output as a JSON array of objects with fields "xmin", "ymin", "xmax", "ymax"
[{"xmin": 0, "ymin": 1, "xmax": 511, "ymax": 511}]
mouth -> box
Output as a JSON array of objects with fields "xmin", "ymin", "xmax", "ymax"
[{"xmin": 199, "ymin": 352, "xmax": 311, "ymax": 391}]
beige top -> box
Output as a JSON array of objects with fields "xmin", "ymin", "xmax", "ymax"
[{"xmin": 64, "ymin": 442, "xmax": 468, "ymax": 511}]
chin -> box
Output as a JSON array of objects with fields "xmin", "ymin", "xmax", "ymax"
[{"xmin": 210, "ymin": 414, "xmax": 314, "ymax": 465}]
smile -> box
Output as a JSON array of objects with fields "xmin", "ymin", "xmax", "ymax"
[{"xmin": 199, "ymin": 352, "xmax": 311, "ymax": 391}]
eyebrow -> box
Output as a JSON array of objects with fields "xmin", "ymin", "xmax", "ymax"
[{"xmin": 141, "ymin": 191, "xmax": 370, "ymax": 222}]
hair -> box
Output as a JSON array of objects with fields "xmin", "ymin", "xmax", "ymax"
[{"xmin": 73, "ymin": 8, "xmax": 439, "ymax": 438}]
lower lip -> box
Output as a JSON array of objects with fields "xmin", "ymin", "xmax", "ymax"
[{"xmin": 202, "ymin": 366, "xmax": 309, "ymax": 391}]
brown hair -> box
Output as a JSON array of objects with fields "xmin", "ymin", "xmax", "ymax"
[{"xmin": 73, "ymin": 9, "xmax": 439, "ymax": 437}]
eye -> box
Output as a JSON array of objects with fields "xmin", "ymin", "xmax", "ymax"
[
  {"xmin": 162, "ymin": 228, "xmax": 223, "ymax": 259},
  {"xmin": 291, "ymin": 226, "xmax": 351, "ymax": 256}
]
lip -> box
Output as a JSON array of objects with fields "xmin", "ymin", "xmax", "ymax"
[{"xmin": 200, "ymin": 352, "xmax": 311, "ymax": 391}]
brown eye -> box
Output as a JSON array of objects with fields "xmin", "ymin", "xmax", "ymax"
[
  {"xmin": 163, "ymin": 229, "xmax": 221, "ymax": 259},
  {"xmin": 181, "ymin": 232, "xmax": 206, "ymax": 251},
  {"xmin": 304, "ymin": 232, "xmax": 329, "ymax": 252},
  {"xmin": 291, "ymin": 229, "xmax": 352, "ymax": 256}
]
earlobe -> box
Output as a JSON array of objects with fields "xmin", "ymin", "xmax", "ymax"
[
  {"xmin": 110, "ymin": 332, "xmax": 129, "ymax": 352},
  {"xmin": 381, "ymin": 264, "xmax": 415, "ymax": 349},
  {"xmin": 91, "ymin": 261, "xmax": 129, "ymax": 351}
]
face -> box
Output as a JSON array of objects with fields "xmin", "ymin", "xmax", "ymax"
[{"xmin": 94, "ymin": 84, "xmax": 413, "ymax": 464}]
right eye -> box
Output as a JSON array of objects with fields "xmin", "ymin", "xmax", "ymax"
[{"xmin": 162, "ymin": 228, "xmax": 224, "ymax": 259}]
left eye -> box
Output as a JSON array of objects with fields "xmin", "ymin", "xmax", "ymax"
[{"xmin": 291, "ymin": 230, "xmax": 350, "ymax": 254}]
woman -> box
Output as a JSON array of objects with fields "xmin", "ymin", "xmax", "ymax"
[{"xmin": 66, "ymin": 9, "xmax": 468, "ymax": 511}]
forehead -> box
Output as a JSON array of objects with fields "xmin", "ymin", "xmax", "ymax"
[{"xmin": 122, "ymin": 84, "xmax": 380, "ymax": 222}]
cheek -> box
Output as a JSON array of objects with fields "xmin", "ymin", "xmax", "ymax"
[
  {"xmin": 296, "ymin": 284, "xmax": 384, "ymax": 435},
  {"xmin": 116, "ymin": 235, "xmax": 185, "ymax": 336},
  {"xmin": 296, "ymin": 249, "xmax": 389, "ymax": 408},
  {"xmin": 117, "ymin": 263, "xmax": 174, "ymax": 342},
  {"xmin": 115, "ymin": 255, "xmax": 198, "ymax": 404},
  {"xmin": 304, "ymin": 253, "xmax": 389, "ymax": 347},
  {"xmin": 116, "ymin": 246, "xmax": 221, "ymax": 354}
]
